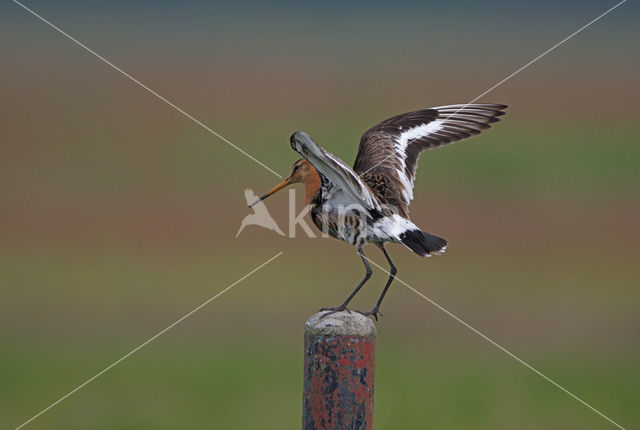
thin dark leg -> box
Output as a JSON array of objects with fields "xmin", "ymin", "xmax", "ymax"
[
  {"xmin": 320, "ymin": 246, "xmax": 372, "ymax": 317},
  {"xmin": 362, "ymin": 244, "xmax": 397, "ymax": 321}
]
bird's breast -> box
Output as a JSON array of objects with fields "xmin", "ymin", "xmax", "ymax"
[{"xmin": 310, "ymin": 202, "xmax": 368, "ymax": 246}]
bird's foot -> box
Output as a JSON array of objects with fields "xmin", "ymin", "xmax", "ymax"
[
  {"xmin": 359, "ymin": 307, "xmax": 383, "ymax": 321},
  {"xmin": 318, "ymin": 305, "xmax": 351, "ymax": 319}
]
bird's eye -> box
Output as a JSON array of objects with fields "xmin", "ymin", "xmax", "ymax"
[{"xmin": 294, "ymin": 165, "xmax": 300, "ymax": 171}]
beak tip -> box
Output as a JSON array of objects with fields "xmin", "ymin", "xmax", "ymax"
[{"xmin": 250, "ymin": 179, "xmax": 290, "ymax": 208}]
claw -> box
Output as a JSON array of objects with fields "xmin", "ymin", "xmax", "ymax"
[{"xmin": 359, "ymin": 308, "xmax": 383, "ymax": 321}]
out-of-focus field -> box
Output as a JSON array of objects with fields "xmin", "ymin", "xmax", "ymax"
[{"xmin": 1, "ymin": 1, "xmax": 639, "ymax": 429}]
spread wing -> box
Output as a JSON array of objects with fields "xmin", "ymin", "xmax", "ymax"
[
  {"xmin": 290, "ymin": 131, "xmax": 381, "ymax": 213},
  {"xmin": 353, "ymin": 103, "xmax": 507, "ymax": 215}
]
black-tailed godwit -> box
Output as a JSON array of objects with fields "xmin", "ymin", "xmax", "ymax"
[{"xmin": 252, "ymin": 104, "xmax": 507, "ymax": 319}]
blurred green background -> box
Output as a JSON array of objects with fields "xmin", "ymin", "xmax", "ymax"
[{"xmin": 1, "ymin": 1, "xmax": 639, "ymax": 428}]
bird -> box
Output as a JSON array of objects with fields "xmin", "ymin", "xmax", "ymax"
[{"xmin": 251, "ymin": 103, "xmax": 507, "ymax": 319}]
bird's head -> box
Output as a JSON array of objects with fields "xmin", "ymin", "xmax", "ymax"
[{"xmin": 249, "ymin": 158, "xmax": 320, "ymax": 207}]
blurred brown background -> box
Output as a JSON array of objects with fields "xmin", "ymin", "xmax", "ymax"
[{"xmin": 1, "ymin": 1, "xmax": 639, "ymax": 428}]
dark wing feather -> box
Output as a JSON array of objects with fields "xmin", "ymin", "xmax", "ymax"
[{"xmin": 353, "ymin": 103, "xmax": 507, "ymax": 216}]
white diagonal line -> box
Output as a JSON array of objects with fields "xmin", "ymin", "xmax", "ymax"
[
  {"xmin": 359, "ymin": 0, "xmax": 627, "ymax": 177},
  {"xmin": 362, "ymin": 255, "xmax": 626, "ymax": 429},
  {"xmin": 14, "ymin": 251, "xmax": 284, "ymax": 430},
  {"xmin": 10, "ymin": 0, "xmax": 283, "ymax": 179},
  {"xmin": 443, "ymin": 0, "xmax": 627, "ymax": 118}
]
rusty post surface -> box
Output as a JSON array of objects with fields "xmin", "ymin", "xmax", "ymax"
[{"xmin": 303, "ymin": 311, "xmax": 377, "ymax": 430}]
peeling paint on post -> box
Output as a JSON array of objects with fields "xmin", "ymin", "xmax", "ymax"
[{"xmin": 303, "ymin": 311, "xmax": 376, "ymax": 430}]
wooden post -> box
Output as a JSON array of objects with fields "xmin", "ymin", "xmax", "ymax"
[{"xmin": 302, "ymin": 311, "xmax": 377, "ymax": 430}]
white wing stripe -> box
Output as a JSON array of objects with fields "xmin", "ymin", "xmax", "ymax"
[
  {"xmin": 393, "ymin": 120, "xmax": 445, "ymax": 201},
  {"xmin": 390, "ymin": 105, "xmax": 503, "ymax": 202}
]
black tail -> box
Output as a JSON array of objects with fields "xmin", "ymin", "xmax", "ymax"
[{"xmin": 399, "ymin": 230, "xmax": 448, "ymax": 257}]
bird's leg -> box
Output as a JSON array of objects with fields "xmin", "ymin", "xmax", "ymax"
[
  {"xmin": 361, "ymin": 244, "xmax": 397, "ymax": 321},
  {"xmin": 320, "ymin": 246, "xmax": 372, "ymax": 318}
]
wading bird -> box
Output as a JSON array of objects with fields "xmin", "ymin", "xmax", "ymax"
[{"xmin": 251, "ymin": 104, "xmax": 507, "ymax": 319}]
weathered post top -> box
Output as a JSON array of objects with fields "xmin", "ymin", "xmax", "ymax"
[
  {"xmin": 304, "ymin": 311, "xmax": 377, "ymax": 337},
  {"xmin": 303, "ymin": 311, "xmax": 377, "ymax": 430}
]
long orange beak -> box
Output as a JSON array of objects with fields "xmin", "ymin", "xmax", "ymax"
[{"xmin": 249, "ymin": 178, "xmax": 292, "ymax": 207}]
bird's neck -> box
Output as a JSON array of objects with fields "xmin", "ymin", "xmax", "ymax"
[{"xmin": 302, "ymin": 169, "xmax": 322, "ymax": 205}]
